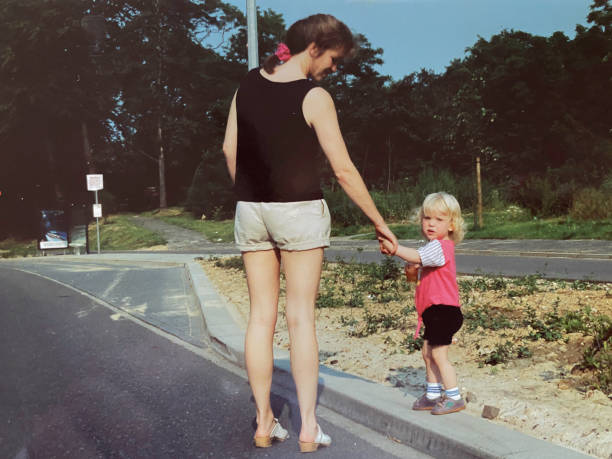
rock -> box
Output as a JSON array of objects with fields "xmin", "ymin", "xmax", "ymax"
[
  {"xmin": 465, "ymin": 391, "xmax": 477, "ymax": 403},
  {"xmin": 482, "ymin": 405, "xmax": 500, "ymax": 419},
  {"xmin": 557, "ymin": 380, "xmax": 571, "ymax": 390}
]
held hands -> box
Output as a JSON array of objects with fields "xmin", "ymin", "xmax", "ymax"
[{"xmin": 376, "ymin": 224, "xmax": 398, "ymax": 256}]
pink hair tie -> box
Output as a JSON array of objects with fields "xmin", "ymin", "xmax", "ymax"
[{"xmin": 275, "ymin": 42, "xmax": 292, "ymax": 61}]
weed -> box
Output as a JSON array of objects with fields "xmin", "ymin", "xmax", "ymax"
[
  {"xmin": 524, "ymin": 305, "xmax": 564, "ymax": 341},
  {"xmin": 577, "ymin": 314, "xmax": 612, "ymax": 393},
  {"xmin": 350, "ymin": 309, "xmax": 401, "ymax": 337},
  {"xmin": 516, "ymin": 345, "xmax": 532, "ymax": 359},
  {"xmin": 463, "ymin": 304, "xmax": 515, "ymax": 332},
  {"xmin": 316, "ymin": 279, "xmax": 344, "ymax": 308},
  {"xmin": 483, "ymin": 341, "xmax": 516, "ymax": 365},
  {"xmin": 339, "ymin": 315, "xmax": 358, "ymax": 327},
  {"xmin": 459, "ymin": 274, "xmax": 508, "ymax": 294},
  {"xmin": 214, "ymin": 256, "xmax": 244, "ymax": 270},
  {"xmin": 401, "ymin": 334, "xmax": 424, "ymax": 353}
]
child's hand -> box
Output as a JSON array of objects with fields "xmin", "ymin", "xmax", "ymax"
[
  {"xmin": 405, "ymin": 263, "xmax": 420, "ymax": 282},
  {"xmin": 376, "ymin": 224, "xmax": 398, "ymax": 255},
  {"xmin": 380, "ymin": 237, "xmax": 396, "ymax": 255}
]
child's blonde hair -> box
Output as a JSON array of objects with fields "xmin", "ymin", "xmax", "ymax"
[{"xmin": 418, "ymin": 192, "xmax": 466, "ymax": 243}]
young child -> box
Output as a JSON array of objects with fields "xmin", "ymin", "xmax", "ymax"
[{"xmin": 382, "ymin": 192, "xmax": 466, "ymax": 415}]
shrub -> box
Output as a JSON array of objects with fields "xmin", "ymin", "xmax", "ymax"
[
  {"xmin": 513, "ymin": 174, "xmax": 576, "ymax": 216},
  {"xmin": 214, "ymin": 256, "xmax": 244, "ymax": 270},
  {"xmin": 323, "ymin": 189, "xmax": 369, "ymax": 226},
  {"xmin": 569, "ymin": 188, "xmax": 612, "ymax": 221},
  {"xmin": 186, "ymin": 151, "xmax": 234, "ymax": 220}
]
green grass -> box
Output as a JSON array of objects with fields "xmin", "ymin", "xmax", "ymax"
[
  {"xmin": 159, "ymin": 216, "xmax": 234, "ymax": 243},
  {"xmin": 333, "ymin": 213, "xmax": 612, "ymax": 240},
  {"xmin": 0, "ymin": 238, "xmax": 39, "ymax": 258},
  {"xmin": 466, "ymin": 216, "xmax": 612, "ymax": 240},
  {"xmin": 88, "ymin": 214, "xmax": 166, "ymax": 251},
  {"xmin": 143, "ymin": 207, "xmax": 234, "ymax": 243}
]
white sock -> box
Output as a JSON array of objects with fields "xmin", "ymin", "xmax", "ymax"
[
  {"xmin": 445, "ymin": 387, "xmax": 461, "ymax": 400},
  {"xmin": 426, "ymin": 382, "xmax": 442, "ymax": 400}
]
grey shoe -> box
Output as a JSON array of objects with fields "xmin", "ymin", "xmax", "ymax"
[
  {"xmin": 431, "ymin": 396, "xmax": 466, "ymax": 415},
  {"xmin": 412, "ymin": 393, "xmax": 441, "ymax": 411}
]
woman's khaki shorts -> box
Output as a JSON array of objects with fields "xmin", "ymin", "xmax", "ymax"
[{"xmin": 234, "ymin": 200, "xmax": 331, "ymax": 252}]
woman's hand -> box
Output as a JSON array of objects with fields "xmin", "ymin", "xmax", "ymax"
[{"xmin": 376, "ymin": 224, "xmax": 398, "ymax": 255}]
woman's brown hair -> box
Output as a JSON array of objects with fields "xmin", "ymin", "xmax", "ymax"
[{"xmin": 263, "ymin": 14, "xmax": 354, "ymax": 74}]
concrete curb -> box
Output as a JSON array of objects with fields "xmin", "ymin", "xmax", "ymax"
[{"xmin": 185, "ymin": 259, "xmax": 592, "ymax": 459}]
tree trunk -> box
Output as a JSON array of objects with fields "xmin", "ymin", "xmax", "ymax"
[
  {"xmin": 46, "ymin": 138, "xmax": 63, "ymax": 204},
  {"xmin": 158, "ymin": 120, "xmax": 167, "ymax": 209},
  {"xmin": 81, "ymin": 121, "xmax": 96, "ymax": 174},
  {"xmin": 386, "ymin": 137, "xmax": 392, "ymax": 192},
  {"xmin": 155, "ymin": 0, "xmax": 167, "ymax": 209},
  {"xmin": 475, "ymin": 155, "xmax": 483, "ymax": 229}
]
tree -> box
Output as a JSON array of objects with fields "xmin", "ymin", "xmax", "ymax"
[
  {"xmin": 224, "ymin": 7, "xmax": 285, "ymax": 67},
  {"xmin": 0, "ymin": 0, "xmax": 117, "ymax": 236},
  {"xmin": 108, "ymin": 0, "xmax": 240, "ymax": 209}
]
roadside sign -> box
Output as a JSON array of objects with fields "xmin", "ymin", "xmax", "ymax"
[
  {"xmin": 86, "ymin": 174, "xmax": 104, "ymax": 191},
  {"xmin": 39, "ymin": 209, "xmax": 69, "ymax": 250},
  {"xmin": 93, "ymin": 203, "xmax": 102, "ymax": 218}
]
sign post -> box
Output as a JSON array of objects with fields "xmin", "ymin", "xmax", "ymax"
[{"xmin": 86, "ymin": 174, "xmax": 103, "ymax": 254}]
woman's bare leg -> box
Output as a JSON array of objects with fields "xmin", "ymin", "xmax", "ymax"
[
  {"xmin": 281, "ymin": 248, "xmax": 324, "ymax": 443},
  {"xmin": 243, "ymin": 249, "xmax": 281, "ymax": 436}
]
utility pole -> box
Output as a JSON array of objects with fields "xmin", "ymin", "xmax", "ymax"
[{"xmin": 246, "ymin": 0, "xmax": 258, "ymax": 70}]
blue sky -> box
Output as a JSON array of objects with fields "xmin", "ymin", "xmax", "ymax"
[{"xmin": 223, "ymin": 0, "xmax": 594, "ymax": 80}]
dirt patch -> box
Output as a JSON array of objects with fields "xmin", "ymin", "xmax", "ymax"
[{"xmin": 200, "ymin": 258, "xmax": 612, "ymax": 458}]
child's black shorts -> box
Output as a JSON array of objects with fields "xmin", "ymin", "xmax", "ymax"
[{"xmin": 422, "ymin": 305, "xmax": 463, "ymax": 346}]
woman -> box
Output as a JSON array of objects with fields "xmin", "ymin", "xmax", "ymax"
[{"xmin": 222, "ymin": 14, "xmax": 397, "ymax": 452}]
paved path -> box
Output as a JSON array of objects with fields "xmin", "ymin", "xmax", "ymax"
[
  {"xmin": 111, "ymin": 217, "xmax": 612, "ymax": 281},
  {"xmin": 1, "ymin": 266, "xmax": 421, "ymax": 459},
  {"xmin": 129, "ymin": 215, "xmax": 215, "ymax": 251},
  {"xmin": 2, "ymin": 252, "xmax": 594, "ymax": 459}
]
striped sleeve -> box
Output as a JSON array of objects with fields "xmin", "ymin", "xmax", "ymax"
[{"xmin": 417, "ymin": 240, "xmax": 446, "ymax": 267}]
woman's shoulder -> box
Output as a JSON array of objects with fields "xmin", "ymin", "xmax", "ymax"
[{"xmin": 303, "ymin": 86, "xmax": 334, "ymax": 108}]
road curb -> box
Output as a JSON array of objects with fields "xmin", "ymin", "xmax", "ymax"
[{"xmin": 185, "ymin": 259, "xmax": 592, "ymax": 459}]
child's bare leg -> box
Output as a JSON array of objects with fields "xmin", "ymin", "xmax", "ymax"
[
  {"xmin": 429, "ymin": 343, "xmax": 465, "ymax": 413},
  {"xmin": 412, "ymin": 340, "xmax": 444, "ymax": 409},
  {"xmin": 430, "ymin": 344, "xmax": 458, "ymax": 390},
  {"xmin": 422, "ymin": 340, "xmax": 442, "ymax": 383}
]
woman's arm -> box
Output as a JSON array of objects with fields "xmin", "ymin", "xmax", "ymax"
[
  {"xmin": 303, "ymin": 87, "xmax": 397, "ymax": 252},
  {"xmin": 222, "ymin": 91, "xmax": 238, "ymax": 184}
]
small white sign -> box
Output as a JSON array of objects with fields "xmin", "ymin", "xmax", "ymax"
[
  {"xmin": 93, "ymin": 204, "xmax": 102, "ymax": 218},
  {"xmin": 40, "ymin": 240, "xmax": 69, "ymax": 249},
  {"xmin": 86, "ymin": 174, "xmax": 104, "ymax": 191}
]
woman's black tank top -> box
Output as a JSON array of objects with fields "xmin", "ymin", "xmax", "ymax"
[{"xmin": 234, "ymin": 68, "xmax": 323, "ymax": 202}]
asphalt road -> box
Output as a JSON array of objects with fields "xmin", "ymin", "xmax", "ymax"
[{"xmin": 0, "ymin": 266, "xmax": 429, "ymax": 459}]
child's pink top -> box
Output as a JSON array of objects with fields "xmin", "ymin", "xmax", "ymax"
[{"xmin": 414, "ymin": 239, "xmax": 460, "ymax": 338}]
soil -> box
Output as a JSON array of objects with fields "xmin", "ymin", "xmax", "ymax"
[{"xmin": 199, "ymin": 258, "xmax": 612, "ymax": 458}]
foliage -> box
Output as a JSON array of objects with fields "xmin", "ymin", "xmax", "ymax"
[
  {"xmin": 0, "ymin": 238, "xmax": 39, "ymax": 258},
  {"xmin": 86, "ymin": 214, "xmax": 166, "ymax": 250},
  {"xmin": 147, "ymin": 207, "xmax": 235, "ymax": 242},
  {"xmin": 401, "ymin": 334, "xmax": 424, "ymax": 352},
  {"xmin": 570, "ymin": 188, "xmax": 612, "ymax": 221},
  {"xmin": 1, "ymin": 0, "xmax": 611, "ymax": 237},
  {"xmin": 185, "ymin": 150, "xmax": 235, "ymax": 220},
  {"xmin": 213, "ymin": 255, "xmax": 244, "ymax": 270}
]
